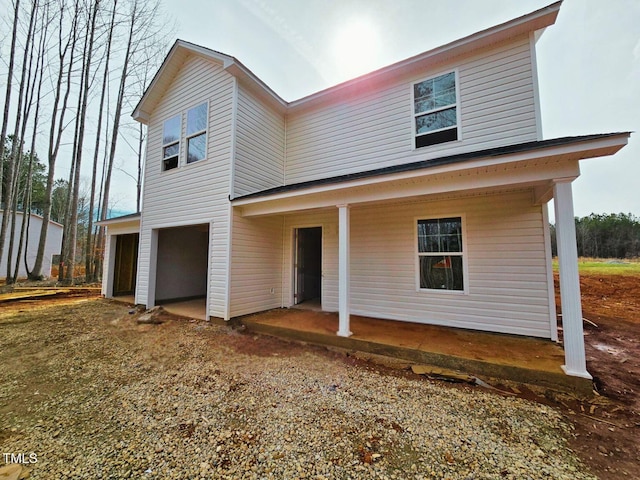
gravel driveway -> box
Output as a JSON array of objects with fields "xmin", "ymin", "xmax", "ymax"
[{"xmin": 0, "ymin": 298, "xmax": 595, "ymax": 479}]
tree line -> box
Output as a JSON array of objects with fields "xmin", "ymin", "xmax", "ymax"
[
  {"xmin": 551, "ymin": 213, "xmax": 640, "ymax": 259},
  {"xmin": 0, "ymin": 0, "xmax": 172, "ymax": 284}
]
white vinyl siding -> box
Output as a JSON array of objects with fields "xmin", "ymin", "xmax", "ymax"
[
  {"xmin": 136, "ymin": 55, "xmax": 234, "ymax": 318},
  {"xmin": 0, "ymin": 212, "xmax": 63, "ymax": 280},
  {"xmin": 347, "ymin": 191, "xmax": 552, "ymax": 338},
  {"xmin": 234, "ymin": 85, "xmax": 285, "ymax": 197},
  {"xmin": 285, "ymin": 35, "xmax": 537, "ymax": 185},
  {"xmin": 229, "ymin": 211, "xmax": 284, "ymax": 317}
]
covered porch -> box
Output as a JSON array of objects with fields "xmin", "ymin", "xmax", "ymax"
[{"xmin": 232, "ymin": 133, "xmax": 630, "ymax": 382}]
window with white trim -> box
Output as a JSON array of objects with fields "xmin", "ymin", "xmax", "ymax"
[
  {"xmin": 417, "ymin": 217, "xmax": 464, "ymax": 291},
  {"xmin": 162, "ymin": 115, "xmax": 180, "ymax": 171},
  {"xmin": 186, "ymin": 102, "xmax": 207, "ymax": 164},
  {"xmin": 413, "ymin": 71, "xmax": 458, "ymax": 148}
]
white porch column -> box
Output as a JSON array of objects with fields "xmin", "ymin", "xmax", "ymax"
[
  {"xmin": 554, "ymin": 180, "xmax": 591, "ymax": 379},
  {"xmin": 337, "ymin": 204, "xmax": 352, "ymax": 337}
]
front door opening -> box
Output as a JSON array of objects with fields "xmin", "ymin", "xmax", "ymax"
[
  {"xmin": 294, "ymin": 227, "xmax": 322, "ymax": 306},
  {"xmin": 113, "ymin": 233, "xmax": 139, "ymax": 296}
]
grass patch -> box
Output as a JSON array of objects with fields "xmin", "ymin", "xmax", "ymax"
[{"xmin": 552, "ymin": 258, "xmax": 640, "ymax": 276}]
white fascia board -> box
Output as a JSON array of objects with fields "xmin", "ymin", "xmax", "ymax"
[
  {"xmin": 237, "ymin": 160, "xmax": 581, "ymax": 217},
  {"xmin": 232, "ymin": 133, "xmax": 629, "ymax": 210},
  {"xmin": 96, "ymin": 215, "xmax": 141, "ymax": 229},
  {"xmin": 224, "ymin": 62, "xmax": 288, "ymax": 112}
]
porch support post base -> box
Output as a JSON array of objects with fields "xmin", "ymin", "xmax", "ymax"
[
  {"xmin": 561, "ymin": 365, "xmax": 592, "ymax": 379},
  {"xmin": 337, "ymin": 204, "xmax": 352, "ymax": 337},
  {"xmin": 554, "ymin": 179, "xmax": 591, "ymax": 379}
]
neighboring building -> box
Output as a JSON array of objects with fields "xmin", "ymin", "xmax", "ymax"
[
  {"xmin": 0, "ymin": 211, "xmax": 63, "ymax": 279},
  {"xmin": 100, "ymin": 2, "xmax": 630, "ymax": 380}
]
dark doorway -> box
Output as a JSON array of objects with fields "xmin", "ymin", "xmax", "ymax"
[
  {"xmin": 154, "ymin": 224, "xmax": 209, "ymax": 304},
  {"xmin": 113, "ymin": 233, "xmax": 139, "ymax": 296},
  {"xmin": 295, "ymin": 227, "xmax": 322, "ymax": 305}
]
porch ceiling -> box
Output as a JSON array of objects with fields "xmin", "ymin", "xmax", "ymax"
[{"xmin": 233, "ymin": 133, "xmax": 629, "ymax": 217}]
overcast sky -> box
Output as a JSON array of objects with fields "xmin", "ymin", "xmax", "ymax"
[
  {"xmin": 4, "ymin": 0, "xmax": 632, "ymax": 218},
  {"xmin": 156, "ymin": 0, "xmax": 638, "ymax": 219}
]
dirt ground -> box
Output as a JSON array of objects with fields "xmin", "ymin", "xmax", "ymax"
[
  {"xmin": 1, "ymin": 272, "xmax": 639, "ymax": 479},
  {"xmin": 554, "ymin": 273, "xmax": 640, "ymax": 479}
]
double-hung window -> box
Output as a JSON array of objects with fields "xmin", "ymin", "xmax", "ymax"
[
  {"xmin": 162, "ymin": 115, "xmax": 181, "ymax": 171},
  {"xmin": 417, "ymin": 216, "xmax": 465, "ymax": 291},
  {"xmin": 413, "ymin": 71, "xmax": 459, "ymax": 148},
  {"xmin": 186, "ymin": 102, "xmax": 207, "ymax": 164}
]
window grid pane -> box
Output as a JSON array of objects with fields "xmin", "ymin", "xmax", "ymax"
[
  {"xmin": 415, "ymin": 107, "xmax": 457, "ymax": 135},
  {"xmin": 186, "ymin": 103, "xmax": 207, "ymax": 136},
  {"xmin": 419, "ymin": 255, "xmax": 464, "ymax": 290},
  {"xmin": 163, "ymin": 143, "xmax": 179, "ymax": 159},
  {"xmin": 417, "ymin": 218, "xmax": 462, "ymax": 253},
  {"xmin": 418, "ymin": 217, "xmax": 464, "ymax": 291},
  {"xmin": 414, "ymin": 72, "xmax": 456, "ymax": 115},
  {"xmin": 163, "ymin": 116, "xmax": 180, "ymax": 145},
  {"xmin": 187, "ymin": 133, "xmax": 206, "ymax": 163}
]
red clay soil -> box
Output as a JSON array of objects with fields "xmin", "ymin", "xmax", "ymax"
[{"xmin": 553, "ymin": 273, "xmax": 640, "ymax": 479}]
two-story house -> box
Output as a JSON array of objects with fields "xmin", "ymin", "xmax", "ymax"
[{"xmin": 100, "ymin": 1, "xmax": 630, "ymax": 381}]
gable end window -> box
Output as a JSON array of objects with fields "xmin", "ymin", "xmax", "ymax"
[
  {"xmin": 417, "ymin": 216, "xmax": 465, "ymax": 291},
  {"xmin": 186, "ymin": 102, "xmax": 208, "ymax": 164},
  {"xmin": 413, "ymin": 71, "xmax": 459, "ymax": 149},
  {"xmin": 162, "ymin": 115, "xmax": 180, "ymax": 171}
]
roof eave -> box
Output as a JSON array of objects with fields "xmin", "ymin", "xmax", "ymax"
[
  {"xmin": 96, "ymin": 212, "xmax": 142, "ymax": 227},
  {"xmin": 225, "ymin": 61, "xmax": 288, "ymax": 113},
  {"xmin": 231, "ymin": 132, "xmax": 630, "ymax": 206},
  {"xmin": 132, "ymin": 40, "xmax": 236, "ymax": 123},
  {"xmin": 132, "ymin": 39, "xmax": 288, "ymax": 123}
]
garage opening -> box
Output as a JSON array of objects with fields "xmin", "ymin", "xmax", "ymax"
[
  {"xmin": 294, "ymin": 227, "xmax": 322, "ymax": 307},
  {"xmin": 155, "ymin": 224, "xmax": 209, "ymax": 305},
  {"xmin": 113, "ymin": 233, "xmax": 139, "ymax": 296}
]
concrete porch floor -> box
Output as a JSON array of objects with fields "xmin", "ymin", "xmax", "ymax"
[
  {"xmin": 111, "ymin": 296, "xmax": 207, "ymax": 321},
  {"xmin": 161, "ymin": 298, "xmax": 207, "ymax": 320},
  {"xmin": 241, "ymin": 308, "xmax": 593, "ymax": 395}
]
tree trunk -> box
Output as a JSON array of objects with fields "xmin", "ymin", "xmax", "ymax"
[
  {"xmin": 21, "ymin": 1, "xmax": 49, "ymax": 278},
  {"xmin": 0, "ymin": 0, "xmax": 21, "ymax": 270},
  {"xmin": 4, "ymin": 0, "xmax": 37, "ymax": 283},
  {"xmin": 86, "ymin": 0, "xmax": 116, "ymax": 283},
  {"xmin": 30, "ymin": 0, "xmax": 79, "ymax": 280},
  {"xmin": 0, "ymin": 0, "xmax": 21, "ymax": 208}
]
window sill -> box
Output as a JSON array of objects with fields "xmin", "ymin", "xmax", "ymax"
[{"xmin": 416, "ymin": 287, "xmax": 468, "ymax": 296}]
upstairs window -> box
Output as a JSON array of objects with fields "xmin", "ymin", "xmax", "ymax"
[
  {"xmin": 162, "ymin": 115, "xmax": 180, "ymax": 171},
  {"xmin": 413, "ymin": 71, "xmax": 458, "ymax": 149},
  {"xmin": 186, "ymin": 102, "xmax": 208, "ymax": 164},
  {"xmin": 417, "ymin": 216, "xmax": 465, "ymax": 291}
]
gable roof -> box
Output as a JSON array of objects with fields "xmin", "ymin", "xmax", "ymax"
[
  {"xmin": 132, "ymin": 41, "xmax": 287, "ymax": 124},
  {"xmin": 133, "ymin": 1, "xmax": 562, "ymax": 123},
  {"xmin": 0, "ymin": 210, "xmax": 64, "ymax": 228}
]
